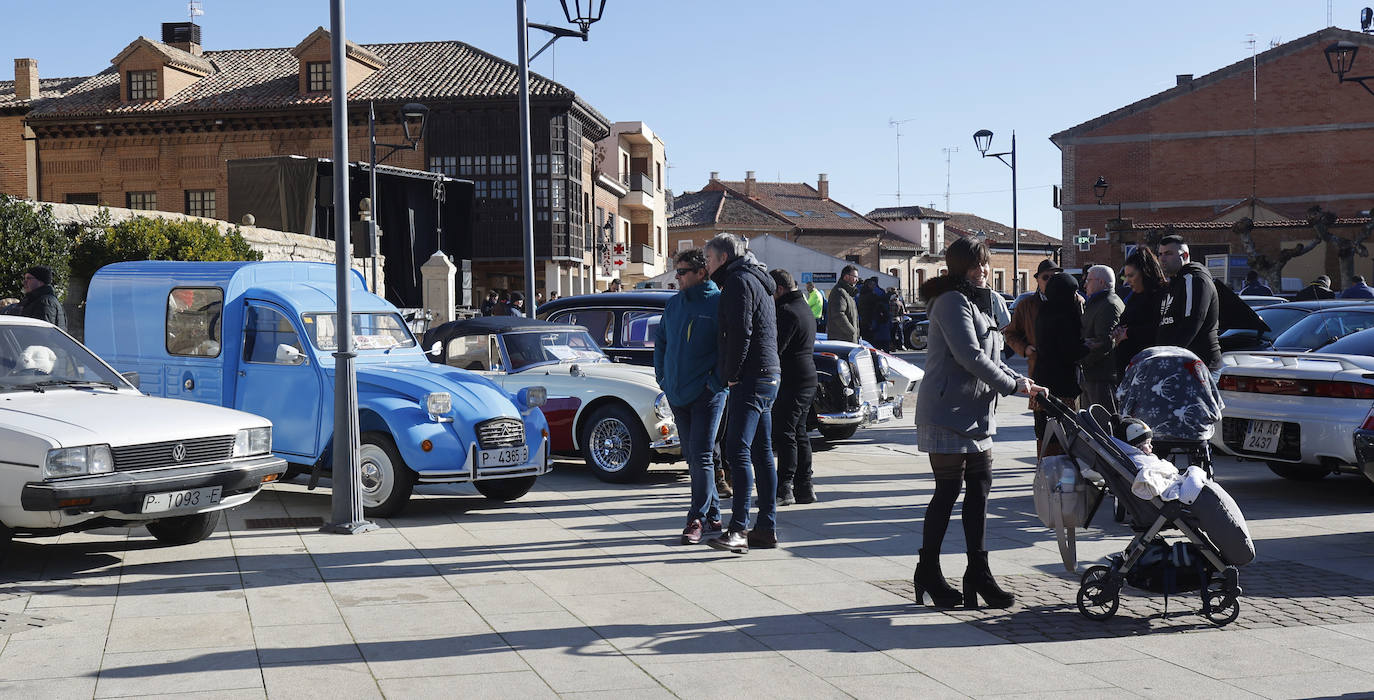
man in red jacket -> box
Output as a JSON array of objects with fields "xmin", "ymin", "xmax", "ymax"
[{"xmin": 1003, "ymin": 259, "xmax": 1058, "ymax": 442}]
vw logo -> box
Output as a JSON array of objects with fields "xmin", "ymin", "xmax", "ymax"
[{"xmin": 171, "ymin": 443, "xmax": 187, "ymax": 462}]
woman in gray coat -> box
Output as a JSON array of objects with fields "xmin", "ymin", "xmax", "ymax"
[{"xmin": 913, "ymin": 237, "xmax": 1043, "ymax": 608}]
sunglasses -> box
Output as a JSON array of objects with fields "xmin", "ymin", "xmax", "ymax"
[{"xmin": 674, "ymin": 268, "xmax": 699, "ymax": 277}]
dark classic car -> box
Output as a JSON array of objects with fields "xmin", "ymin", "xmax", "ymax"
[{"xmin": 536, "ymin": 291, "xmax": 902, "ymax": 441}]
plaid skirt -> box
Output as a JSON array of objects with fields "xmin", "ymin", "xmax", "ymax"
[{"xmin": 916, "ymin": 424, "xmax": 993, "ymax": 454}]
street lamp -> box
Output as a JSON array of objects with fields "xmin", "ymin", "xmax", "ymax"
[
  {"xmin": 367, "ymin": 101, "xmax": 429, "ymax": 293},
  {"xmin": 594, "ymin": 211, "xmax": 613, "ymax": 289},
  {"xmin": 516, "ymin": 0, "xmax": 606, "ymax": 317},
  {"xmin": 972, "ymin": 128, "xmax": 1020, "ymax": 295},
  {"xmin": 1093, "ymin": 175, "xmax": 1123, "ymax": 220}
]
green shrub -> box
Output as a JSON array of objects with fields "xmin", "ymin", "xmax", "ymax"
[
  {"xmin": 0, "ymin": 194, "xmax": 75, "ymax": 299},
  {"xmin": 70, "ymin": 210, "xmax": 262, "ymax": 281}
]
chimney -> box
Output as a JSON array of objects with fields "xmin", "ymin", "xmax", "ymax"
[
  {"xmin": 14, "ymin": 58, "xmax": 38, "ymax": 101},
  {"xmin": 1176, "ymin": 73, "xmax": 1193, "ymax": 87},
  {"xmin": 162, "ymin": 21, "xmax": 203, "ymax": 56},
  {"xmin": 744, "ymin": 170, "xmax": 756, "ymax": 198},
  {"xmin": 709, "ymin": 171, "xmax": 719, "ymax": 181},
  {"xmin": 818, "ymin": 173, "xmax": 829, "ymax": 200}
]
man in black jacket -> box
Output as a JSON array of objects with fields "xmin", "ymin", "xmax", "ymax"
[
  {"xmin": 769, "ymin": 269, "xmax": 818, "ymax": 507},
  {"xmin": 11, "ymin": 266, "xmax": 66, "ymax": 330},
  {"xmin": 702, "ymin": 233, "xmax": 780, "ymax": 553},
  {"xmin": 1157, "ymin": 235, "xmax": 1221, "ymax": 369}
]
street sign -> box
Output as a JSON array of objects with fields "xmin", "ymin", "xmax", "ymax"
[
  {"xmin": 611, "ymin": 242, "xmax": 627, "ymax": 270},
  {"xmin": 811, "ymin": 272, "xmax": 837, "ymax": 283},
  {"xmin": 800, "ymin": 272, "xmax": 813, "ymax": 283},
  {"xmin": 1076, "ymin": 228, "xmax": 1096, "ymax": 252}
]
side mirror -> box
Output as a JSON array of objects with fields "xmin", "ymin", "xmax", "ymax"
[
  {"xmin": 275, "ymin": 344, "xmax": 306, "ymax": 365},
  {"xmin": 429, "ymin": 341, "xmax": 442, "ymax": 357},
  {"xmin": 120, "ymin": 371, "xmax": 140, "ymax": 389}
]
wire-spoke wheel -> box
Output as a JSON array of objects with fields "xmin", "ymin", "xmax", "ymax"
[
  {"xmin": 1076, "ymin": 565, "xmax": 1121, "ymax": 621},
  {"xmin": 581, "ymin": 404, "xmax": 650, "ymax": 483}
]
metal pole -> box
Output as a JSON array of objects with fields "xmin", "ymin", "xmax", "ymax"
[
  {"xmin": 323, "ymin": 0, "xmax": 377, "ymax": 535},
  {"xmin": 516, "ymin": 0, "xmax": 537, "ymax": 318},
  {"xmin": 1010, "ymin": 131, "xmax": 1019, "ymax": 296},
  {"xmin": 369, "ymin": 101, "xmax": 379, "ymax": 294}
]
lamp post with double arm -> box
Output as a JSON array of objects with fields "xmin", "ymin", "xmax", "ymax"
[{"xmin": 973, "ymin": 129, "xmax": 1020, "ymax": 295}]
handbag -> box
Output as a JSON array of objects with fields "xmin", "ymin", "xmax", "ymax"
[{"xmin": 1033, "ymin": 454, "xmax": 1096, "ymax": 573}]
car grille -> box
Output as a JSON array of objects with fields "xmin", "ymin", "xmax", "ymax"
[
  {"xmin": 855, "ymin": 351, "xmax": 881, "ymax": 407},
  {"xmin": 476, "ymin": 418, "xmax": 524, "ymax": 449},
  {"xmin": 112, "ymin": 435, "xmax": 235, "ymax": 472},
  {"xmin": 1221, "ymin": 417, "xmax": 1302, "ymax": 461}
]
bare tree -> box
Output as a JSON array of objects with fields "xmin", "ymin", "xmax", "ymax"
[
  {"xmin": 1306, "ymin": 206, "xmax": 1374, "ymax": 289},
  {"xmin": 1230, "ymin": 217, "xmax": 1322, "ymax": 291}
]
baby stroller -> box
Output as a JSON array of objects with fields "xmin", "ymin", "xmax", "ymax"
[
  {"xmin": 1116, "ymin": 346, "xmax": 1224, "ymax": 477},
  {"xmin": 1039, "ymin": 393, "xmax": 1255, "ymax": 626}
]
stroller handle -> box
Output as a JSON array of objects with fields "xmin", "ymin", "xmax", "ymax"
[{"xmin": 1038, "ymin": 392, "xmax": 1076, "ymax": 421}]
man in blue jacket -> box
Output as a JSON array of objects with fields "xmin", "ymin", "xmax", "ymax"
[
  {"xmin": 703, "ymin": 233, "xmax": 781, "ymax": 553},
  {"xmin": 654, "ymin": 249, "xmax": 726, "ymax": 545}
]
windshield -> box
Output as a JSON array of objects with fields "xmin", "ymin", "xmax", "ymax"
[
  {"xmin": 502, "ymin": 330, "xmax": 607, "ymax": 371},
  {"xmin": 1272, "ymin": 310, "xmax": 1374, "ymax": 351},
  {"xmin": 0, "ymin": 323, "xmax": 127, "ymax": 392},
  {"xmin": 302, "ymin": 312, "xmax": 416, "ymax": 351}
]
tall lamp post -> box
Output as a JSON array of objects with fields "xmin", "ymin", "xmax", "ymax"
[
  {"xmin": 322, "ymin": 0, "xmax": 376, "ymax": 535},
  {"xmin": 973, "ymin": 129, "xmax": 1019, "ymax": 295},
  {"xmin": 367, "ymin": 101, "xmax": 429, "ymax": 293},
  {"xmin": 516, "ymin": 0, "xmax": 607, "ymax": 317}
]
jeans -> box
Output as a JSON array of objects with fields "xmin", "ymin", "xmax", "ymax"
[
  {"xmin": 772, "ymin": 382, "xmax": 817, "ymax": 490},
  {"xmin": 724, "ymin": 374, "xmax": 780, "ymax": 532},
  {"xmin": 670, "ymin": 390, "xmax": 727, "ymax": 523}
]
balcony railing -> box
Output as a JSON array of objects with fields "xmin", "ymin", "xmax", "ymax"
[
  {"xmin": 630, "ymin": 243, "xmax": 655, "ymax": 264},
  {"xmin": 631, "ymin": 172, "xmax": 654, "ymax": 193}
]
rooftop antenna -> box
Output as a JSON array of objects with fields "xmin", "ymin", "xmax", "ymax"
[
  {"xmin": 889, "ymin": 116, "xmax": 918, "ymax": 206},
  {"xmin": 1329, "ymin": 0, "xmax": 1334, "ymax": 27},
  {"xmin": 188, "ymin": 0, "xmax": 204, "ymax": 21},
  {"xmin": 941, "ymin": 146, "xmax": 958, "ymax": 211}
]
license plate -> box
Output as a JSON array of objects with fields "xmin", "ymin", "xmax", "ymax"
[
  {"xmin": 142, "ymin": 486, "xmax": 222, "ymax": 514},
  {"xmin": 875, "ymin": 404, "xmax": 895, "ymax": 422},
  {"xmin": 479, "ymin": 445, "xmax": 529, "ymax": 467},
  {"xmin": 1242, "ymin": 419, "xmax": 1283, "ymax": 454}
]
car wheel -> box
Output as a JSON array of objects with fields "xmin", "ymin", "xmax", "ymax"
[
  {"xmin": 907, "ymin": 327, "xmax": 927, "ymax": 350},
  {"xmin": 474, "ymin": 475, "xmax": 538, "ymax": 502},
  {"xmin": 819, "ymin": 424, "xmax": 859, "ymax": 441},
  {"xmin": 145, "ymin": 510, "xmax": 222, "ymax": 545},
  {"xmin": 0, "ymin": 523, "xmax": 13, "ymax": 566},
  {"xmin": 1265, "ymin": 461, "xmax": 1330, "ymax": 481},
  {"xmin": 359, "ymin": 432, "xmax": 417, "ymax": 518},
  {"xmin": 580, "ymin": 404, "xmax": 650, "ymax": 483}
]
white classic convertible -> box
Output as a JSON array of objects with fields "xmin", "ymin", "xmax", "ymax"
[
  {"xmin": 0, "ymin": 316, "xmax": 285, "ymax": 558},
  {"xmin": 424, "ymin": 316, "xmax": 677, "ymax": 482}
]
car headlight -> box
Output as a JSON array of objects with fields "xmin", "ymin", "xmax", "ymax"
[
  {"xmin": 425, "ymin": 392, "xmax": 453, "ymax": 422},
  {"xmin": 233, "ymin": 427, "xmax": 272, "ymax": 457},
  {"xmin": 44, "ymin": 445, "xmax": 114, "ymax": 479},
  {"xmin": 836, "ymin": 358, "xmax": 852, "ymax": 385},
  {"xmin": 876, "ymin": 353, "xmax": 890, "ymax": 380},
  {"xmin": 517, "ymin": 386, "xmax": 547, "ymax": 409},
  {"xmin": 655, "ymin": 392, "xmax": 672, "ymax": 420}
]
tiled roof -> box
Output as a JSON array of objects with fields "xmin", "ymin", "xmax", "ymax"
[
  {"xmin": 711, "ymin": 180, "xmax": 883, "ymax": 233},
  {"xmin": 667, "ymin": 191, "xmax": 722, "ymax": 229},
  {"xmin": 866, "ymin": 205, "xmax": 950, "ymax": 221},
  {"xmin": 944, "ymin": 212, "xmax": 1060, "ymax": 246},
  {"xmin": 0, "ymin": 76, "xmax": 86, "ymax": 110},
  {"xmin": 667, "ymin": 189, "xmax": 792, "ymax": 229},
  {"xmin": 112, "ymin": 37, "xmax": 213, "ymax": 75},
  {"xmin": 25, "ymin": 39, "xmax": 603, "ymax": 122},
  {"xmin": 1132, "ymin": 216, "xmax": 1371, "ymax": 230}
]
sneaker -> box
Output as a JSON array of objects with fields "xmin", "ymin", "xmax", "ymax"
[
  {"xmin": 794, "ymin": 483, "xmax": 817, "ymax": 504},
  {"xmin": 681, "ymin": 519, "xmax": 704, "ymax": 545},
  {"xmin": 777, "ymin": 485, "xmax": 795, "ymax": 506},
  {"xmin": 707, "ymin": 528, "xmax": 749, "ymax": 553},
  {"xmin": 747, "ymin": 528, "xmax": 778, "ymax": 549},
  {"xmin": 715, "ymin": 468, "xmax": 733, "ymax": 498}
]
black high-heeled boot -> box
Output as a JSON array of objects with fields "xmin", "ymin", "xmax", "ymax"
[
  {"xmin": 963, "ymin": 550, "xmax": 1014, "ymax": 609},
  {"xmin": 913, "ymin": 549, "xmax": 961, "ymax": 607}
]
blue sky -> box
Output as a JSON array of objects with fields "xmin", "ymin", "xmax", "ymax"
[{"xmin": 6, "ymin": 1, "xmax": 1366, "ymax": 240}]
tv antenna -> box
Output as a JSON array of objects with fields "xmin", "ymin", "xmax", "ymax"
[
  {"xmin": 188, "ymin": 1, "xmax": 204, "ymax": 21},
  {"xmin": 941, "ymin": 146, "xmax": 958, "ymax": 211},
  {"xmin": 888, "ymin": 117, "xmax": 919, "ymax": 206}
]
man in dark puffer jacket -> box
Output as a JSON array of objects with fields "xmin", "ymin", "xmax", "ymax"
[
  {"xmin": 769, "ymin": 268, "xmax": 818, "ymax": 507},
  {"xmin": 703, "ymin": 233, "xmax": 780, "ymax": 553}
]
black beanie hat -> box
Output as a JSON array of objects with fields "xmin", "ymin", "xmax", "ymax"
[{"xmin": 26, "ymin": 265, "xmax": 52, "ymax": 286}]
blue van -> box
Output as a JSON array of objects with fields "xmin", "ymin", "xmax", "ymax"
[{"xmin": 84, "ymin": 261, "xmax": 550, "ymax": 517}]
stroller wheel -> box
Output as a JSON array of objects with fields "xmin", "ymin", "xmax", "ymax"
[
  {"xmin": 1202, "ymin": 588, "xmax": 1241, "ymax": 626},
  {"xmin": 1112, "ymin": 496, "xmax": 1127, "ymax": 524},
  {"xmin": 1076, "ymin": 565, "xmax": 1120, "ymax": 621}
]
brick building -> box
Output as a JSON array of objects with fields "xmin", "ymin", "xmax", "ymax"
[
  {"xmin": 0, "ymin": 21, "xmax": 639, "ymax": 300},
  {"xmin": 668, "ymin": 171, "xmax": 887, "ymax": 268},
  {"xmin": 1052, "ymin": 27, "xmax": 1374, "ymax": 284},
  {"xmin": 590, "ymin": 121, "xmax": 669, "ymax": 288}
]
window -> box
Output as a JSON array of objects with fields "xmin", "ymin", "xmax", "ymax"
[
  {"xmin": 618, "ymin": 311, "xmax": 661, "ymax": 349},
  {"xmin": 460, "ymin": 155, "xmax": 489, "ymax": 177},
  {"xmin": 64, "ymin": 193, "xmax": 98, "ymax": 206},
  {"xmin": 127, "ymin": 192, "xmax": 157, "ymax": 210},
  {"xmin": 243, "ymin": 305, "xmax": 304, "ymax": 364},
  {"xmin": 446, "ymin": 335, "xmax": 494, "ymax": 371},
  {"xmin": 534, "ymin": 179, "xmax": 549, "ymax": 221},
  {"xmin": 497, "ymin": 155, "xmax": 518, "ymax": 175},
  {"xmin": 534, "ymin": 154, "xmax": 548, "ymax": 175},
  {"xmin": 845, "ymin": 255, "xmax": 862, "ymax": 263},
  {"xmin": 802, "ymin": 210, "xmax": 817, "ymax": 217},
  {"xmin": 835, "ymin": 211, "xmax": 855, "ymax": 218},
  {"xmin": 307, "ymin": 62, "xmax": 331, "ymax": 92},
  {"xmin": 994, "ymin": 270, "xmax": 1005, "ymax": 293},
  {"xmin": 127, "ymin": 70, "xmax": 157, "ymax": 100},
  {"xmin": 185, "ymin": 190, "xmax": 216, "ymax": 218},
  {"xmin": 780, "ymin": 210, "xmax": 801, "ymax": 217},
  {"xmin": 677, "ymin": 239, "xmax": 693, "ymax": 252},
  {"xmin": 166, "ymin": 287, "xmax": 223, "ymax": 357},
  {"xmin": 548, "ymin": 310, "xmax": 614, "ymax": 346},
  {"xmin": 655, "ymin": 162, "xmax": 662, "ymax": 191},
  {"xmin": 429, "ymin": 156, "xmax": 458, "ymax": 176},
  {"xmin": 494, "ymin": 179, "xmax": 518, "ymax": 203}
]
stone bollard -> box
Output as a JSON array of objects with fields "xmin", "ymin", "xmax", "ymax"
[{"xmin": 420, "ymin": 251, "xmax": 457, "ymax": 324}]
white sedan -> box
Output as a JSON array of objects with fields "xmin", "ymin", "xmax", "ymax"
[{"xmin": 1212, "ymin": 327, "xmax": 1374, "ymax": 482}]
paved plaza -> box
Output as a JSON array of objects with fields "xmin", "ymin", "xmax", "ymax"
[{"xmin": 4, "ymin": 364, "xmax": 1374, "ymax": 698}]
